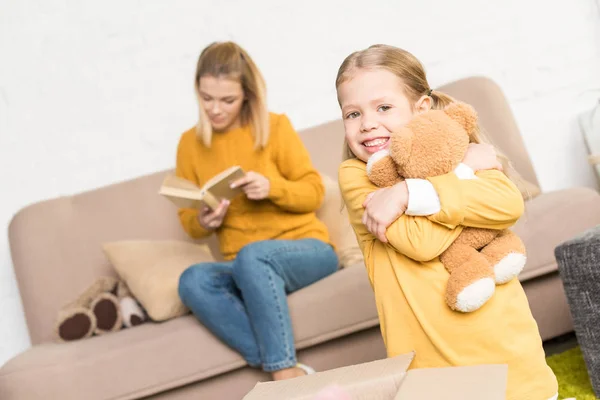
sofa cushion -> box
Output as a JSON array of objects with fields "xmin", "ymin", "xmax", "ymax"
[
  {"xmin": 0, "ymin": 265, "xmax": 378, "ymax": 400},
  {"xmin": 514, "ymin": 187, "xmax": 600, "ymax": 282},
  {"xmin": 507, "ymin": 166, "xmax": 541, "ymax": 200},
  {"xmin": 103, "ymin": 240, "xmax": 215, "ymax": 322}
]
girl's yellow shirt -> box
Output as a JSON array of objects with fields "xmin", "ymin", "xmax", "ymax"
[{"xmin": 339, "ymin": 158, "xmax": 557, "ymax": 400}]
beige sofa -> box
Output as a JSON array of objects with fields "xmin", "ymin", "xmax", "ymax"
[{"xmin": 2, "ymin": 77, "xmax": 600, "ymax": 400}]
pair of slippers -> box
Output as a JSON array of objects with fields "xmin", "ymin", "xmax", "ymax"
[{"xmin": 55, "ymin": 277, "xmax": 147, "ymax": 342}]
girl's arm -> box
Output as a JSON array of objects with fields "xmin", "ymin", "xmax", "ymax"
[
  {"xmin": 266, "ymin": 114, "xmax": 325, "ymax": 213},
  {"xmin": 339, "ymin": 160, "xmax": 463, "ymax": 262},
  {"xmin": 175, "ymin": 132, "xmax": 213, "ymax": 239},
  {"xmin": 406, "ymin": 168, "xmax": 525, "ymax": 230},
  {"xmin": 404, "ymin": 142, "xmax": 524, "ymax": 230}
]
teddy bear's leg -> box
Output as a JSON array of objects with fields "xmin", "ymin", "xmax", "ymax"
[
  {"xmin": 480, "ymin": 229, "xmax": 527, "ymax": 284},
  {"xmin": 440, "ymin": 229, "xmax": 499, "ymax": 312},
  {"xmin": 90, "ymin": 292, "xmax": 123, "ymax": 335},
  {"xmin": 55, "ymin": 307, "xmax": 97, "ymax": 342},
  {"xmin": 366, "ymin": 150, "xmax": 403, "ymax": 187}
]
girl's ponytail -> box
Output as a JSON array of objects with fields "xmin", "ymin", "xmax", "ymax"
[{"xmin": 429, "ymin": 90, "xmax": 455, "ymax": 110}]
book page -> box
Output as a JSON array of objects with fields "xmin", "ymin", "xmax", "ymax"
[
  {"xmin": 159, "ymin": 166, "xmax": 246, "ymax": 210},
  {"xmin": 203, "ymin": 165, "xmax": 244, "ymax": 190},
  {"xmin": 203, "ymin": 166, "xmax": 246, "ymax": 203},
  {"xmin": 159, "ymin": 176, "xmax": 205, "ymax": 209}
]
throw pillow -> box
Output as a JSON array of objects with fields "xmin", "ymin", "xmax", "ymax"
[{"xmin": 102, "ymin": 240, "xmax": 214, "ymax": 321}]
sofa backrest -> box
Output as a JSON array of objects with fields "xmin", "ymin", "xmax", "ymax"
[
  {"xmin": 8, "ymin": 76, "xmax": 537, "ymax": 345},
  {"xmin": 439, "ymin": 77, "xmax": 539, "ymax": 186}
]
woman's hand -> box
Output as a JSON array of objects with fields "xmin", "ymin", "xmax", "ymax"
[
  {"xmin": 362, "ymin": 181, "xmax": 409, "ymax": 243},
  {"xmin": 231, "ymin": 171, "xmax": 271, "ymax": 200},
  {"xmin": 198, "ymin": 200, "xmax": 229, "ymax": 230},
  {"xmin": 462, "ymin": 143, "xmax": 503, "ymax": 172}
]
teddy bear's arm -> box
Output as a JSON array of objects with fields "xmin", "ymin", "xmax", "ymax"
[
  {"xmin": 340, "ymin": 160, "xmax": 464, "ymax": 262},
  {"xmin": 427, "ymin": 169, "xmax": 524, "ymax": 230},
  {"xmin": 366, "ymin": 150, "xmax": 403, "ymax": 187}
]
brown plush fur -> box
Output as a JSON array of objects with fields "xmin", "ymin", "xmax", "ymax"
[
  {"xmin": 368, "ymin": 154, "xmax": 405, "ymax": 187},
  {"xmin": 367, "ymin": 102, "xmax": 527, "ymax": 313}
]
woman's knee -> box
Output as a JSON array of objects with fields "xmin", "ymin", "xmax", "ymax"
[
  {"xmin": 178, "ymin": 264, "xmax": 209, "ymax": 302},
  {"xmin": 233, "ymin": 241, "xmax": 270, "ymax": 280}
]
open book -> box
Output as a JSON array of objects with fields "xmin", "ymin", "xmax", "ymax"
[{"xmin": 159, "ymin": 166, "xmax": 246, "ymax": 210}]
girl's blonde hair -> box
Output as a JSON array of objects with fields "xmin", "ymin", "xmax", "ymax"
[
  {"xmin": 335, "ymin": 44, "xmax": 512, "ymax": 174},
  {"xmin": 194, "ymin": 41, "xmax": 269, "ymax": 149}
]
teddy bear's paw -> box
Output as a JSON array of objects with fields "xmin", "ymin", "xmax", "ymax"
[
  {"xmin": 494, "ymin": 252, "xmax": 527, "ymax": 284},
  {"xmin": 366, "ymin": 149, "xmax": 390, "ymax": 175},
  {"xmin": 454, "ymin": 278, "xmax": 495, "ymax": 313}
]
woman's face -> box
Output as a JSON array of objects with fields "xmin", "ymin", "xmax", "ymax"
[{"xmin": 198, "ymin": 75, "xmax": 245, "ymax": 132}]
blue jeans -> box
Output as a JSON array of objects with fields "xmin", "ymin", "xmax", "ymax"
[{"xmin": 178, "ymin": 238, "xmax": 338, "ymax": 372}]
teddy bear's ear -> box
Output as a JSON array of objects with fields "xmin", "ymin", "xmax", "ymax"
[{"xmin": 443, "ymin": 102, "xmax": 478, "ymax": 135}]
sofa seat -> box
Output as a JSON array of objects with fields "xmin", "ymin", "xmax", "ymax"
[
  {"xmin": 514, "ymin": 187, "xmax": 600, "ymax": 282},
  {"xmin": 0, "ymin": 265, "xmax": 378, "ymax": 400}
]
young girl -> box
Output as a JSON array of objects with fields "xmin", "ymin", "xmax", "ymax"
[
  {"xmin": 336, "ymin": 44, "xmax": 558, "ymax": 400},
  {"xmin": 177, "ymin": 41, "xmax": 338, "ymax": 381}
]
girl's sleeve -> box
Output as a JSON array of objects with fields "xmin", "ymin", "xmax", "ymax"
[
  {"xmin": 175, "ymin": 133, "xmax": 212, "ymax": 239},
  {"xmin": 339, "ymin": 160, "xmax": 463, "ymax": 262},
  {"xmin": 425, "ymin": 169, "xmax": 525, "ymax": 230},
  {"xmin": 267, "ymin": 114, "xmax": 325, "ymax": 213}
]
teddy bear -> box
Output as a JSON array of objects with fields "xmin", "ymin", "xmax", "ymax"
[
  {"xmin": 55, "ymin": 276, "xmax": 147, "ymax": 342},
  {"xmin": 366, "ymin": 102, "xmax": 527, "ymax": 313}
]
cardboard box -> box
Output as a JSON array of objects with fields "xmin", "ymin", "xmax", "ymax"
[{"xmin": 243, "ymin": 351, "xmax": 507, "ymax": 400}]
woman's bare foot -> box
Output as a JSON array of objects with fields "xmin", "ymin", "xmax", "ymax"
[{"xmin": 271, "ymin": 366, "xmax": 306, "ymax": 381}]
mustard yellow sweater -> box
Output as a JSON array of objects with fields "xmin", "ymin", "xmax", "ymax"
[
  {"xmin": 176, "ymin": 113, "xmax": 329, "ymax": 260},
  {"xmin": 339, "ymin": 159, "xmax": 557, "ymax": 400}
]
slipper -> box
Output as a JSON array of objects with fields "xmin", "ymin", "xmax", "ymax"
[{"xmin": 296, "ymin": 363, "xmax": 316, "ymax": 375}]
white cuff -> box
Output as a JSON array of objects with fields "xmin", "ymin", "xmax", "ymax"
[
  {"xmin": 406, "ymin": 179, "xmax": 441, "ymax": 216},
  {"xmin": 405, "ymin": 164, "xmax": 476, "ymax": 216},
  {"xmin": 454, "ymin": 163, "xmax": 476, "ymax": 180},
  {"xmin": 366, "ymin": 149, "xmax": 390, "ymax": 175}
]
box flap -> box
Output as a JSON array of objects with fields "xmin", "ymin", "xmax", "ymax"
[
  {"xmin": 394, "ymin": 364, "xmax": 507, "ymax": 400},
  {"xmin": 243, "ymin": 352, "xmax": 415, "ymax": 400}
]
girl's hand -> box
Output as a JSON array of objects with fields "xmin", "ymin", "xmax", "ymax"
[
  {"xmin": 231, "ymin": 171, "xmax": 271, "ymax": 200},
  {"xmin": 462, "ymin": 143, "xmax": 503, "ymax": 172},
  {"xmin": 362, "ymin": 181, "xmax": 409, "ymax": 242},
  {"xmin": 198, "ymin": 200, "xmax": 229, "ymax": 230}
]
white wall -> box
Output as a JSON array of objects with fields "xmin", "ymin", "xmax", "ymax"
[{"xmin": 1, "ymin": 0, "xmax": 599, "ymax": 366}]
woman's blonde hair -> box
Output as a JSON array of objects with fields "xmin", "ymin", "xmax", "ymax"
[
  {"xmin": 194, "ymin": 41, "xmax": 269, "ymax": 149},
  {"xmin": 335, "ymin": 44, "xmax": 512, "ymax": 174}
]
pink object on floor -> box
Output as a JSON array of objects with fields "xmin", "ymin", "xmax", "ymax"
[{"xmin": 311, "ymin": 385, "xmax": 352, "ymax": 400}]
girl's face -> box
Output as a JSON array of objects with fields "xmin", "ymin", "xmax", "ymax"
[
  {"xmin": 198, "ymin": 75, "xmax": 245, "ymax": 132},
  {"xmin": 337, "ymin": 68, "xmax": 430, "ymax": 163}
]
